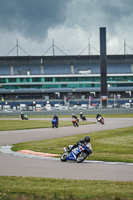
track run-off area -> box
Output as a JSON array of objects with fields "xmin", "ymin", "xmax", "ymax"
[{"xmin": 0, "ymin": 117, "xmax": 133, "ymax": 181}]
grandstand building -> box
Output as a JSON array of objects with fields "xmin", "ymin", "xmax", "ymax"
[{"xmin": 0, "ymin": 54, "xmax": 133, "ymax": 104}]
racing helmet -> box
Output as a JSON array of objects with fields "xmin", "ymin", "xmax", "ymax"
[{"xmin": 84, "ymin": 136, "xmax": 90, "ymax": 143}]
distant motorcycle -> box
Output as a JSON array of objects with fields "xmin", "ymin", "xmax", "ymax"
[
  {"xmin": 80, "ymin": 114, "xmax": 87, "ymax": 121},
  {"xmin": 52, "ymin": 118, "xmax": 58, "ymax": 128},
  {"xmin": 97, "ymin": 116, "xmax": 104, "ymax": 124},
  {"xmin": 60, "ymin": 143, "xmax": 92, "ymax": 163},
  {"xmin": 20, "ymin": 114, "xmax": 28, "ymax": 120},
  {"xmin": 72, "ymin": 118, "xmax": 79, "ymax": 127}
]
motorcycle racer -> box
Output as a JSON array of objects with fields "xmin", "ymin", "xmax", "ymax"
[
  {"xmin": 67, "ymin": 136, "xmax": 92, "ymax": 154},
  {"xmin": 96, "ymin": 113, "xmax": 102, "ymax": 121},
  {"xmin": 72, "ymin": 113, "xmax": 79, "ymax": 122},
  {"xmin": 80, "ymin": 112, "xmax": 87, "ymax": 121},
  {"xmin": 96, "ymin": 113, "xmax": 104, "ymax": 124},
  {"xmin": 52, "ymin": 115, "xmax": 59, "ymax": 127}
]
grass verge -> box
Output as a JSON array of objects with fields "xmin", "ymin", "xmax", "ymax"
[
  {"xmin": 12, "ymin": 126, "xmax": 133, "ymax": 163},
  {"xmin": 0, "ymin": 176, "xmax": 133, "ymax": 200},
  {"xmin": 0, "ymin": 113, "xmax": 133, "ymax": 119},
  {"xmin": 0, "ymin": 120, "xmax": 94, "ymax": 131}
]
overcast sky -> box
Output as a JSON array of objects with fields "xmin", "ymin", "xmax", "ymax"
[{"xmin": 0, "ymin": 0, "xmax": 133, "ymax": 56}]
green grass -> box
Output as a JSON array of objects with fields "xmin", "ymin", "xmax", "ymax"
[
  {"xmin": 0, "ymin": 176, "xmax": 133, "ymax": 200},
  {"xmin": 12, "ymin": 126, "xmax": 133, "ymax": 163},
  {"xmin": 0, "ymin": 113, "xmax": 133, "ymax": 131},
  {"xmin": 0, "ymin": 120, "xmax": 93, "ymax": 131}
]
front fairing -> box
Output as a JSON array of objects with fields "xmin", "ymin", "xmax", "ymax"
[
  {"xmin": 66, "ymin": 145, "xmax": 83, "ymax": 161},
  {"xmin": 63, "ymin": 144, "xmax": 92, "ymax": 161}
]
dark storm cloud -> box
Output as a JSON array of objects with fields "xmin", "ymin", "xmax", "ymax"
[
  {"xmin": 0, "ymin": 0, "xmax": 69, "ymax": 40},
  {"xmin": 0, "ymin": 0, "xmax": 133, "ymax": 55},
  {"xmin": 66, "ymin": 0, "xmax": 133, "ymax": 34},
  {"xmin": 0, "ymin": 0, "xmax": 133, "ymax": 40}
]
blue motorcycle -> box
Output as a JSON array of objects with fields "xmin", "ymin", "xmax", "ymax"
[
  {"xmin": 60, "ymin": 144, "xmax": 92, "ymax": 163},
  {"xmin": 52, "ymin": 118, "xmax": 58, "ymax": 128}
]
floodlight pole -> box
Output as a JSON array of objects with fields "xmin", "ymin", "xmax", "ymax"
[{"xmin": 100, "ymin": 27, "xmax": 107, "ymax": 108}]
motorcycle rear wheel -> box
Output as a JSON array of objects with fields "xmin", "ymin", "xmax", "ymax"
[
  {"xmin": 76, "ymin": 152, "xmax": 88, "ymax": 163},
  {"xmin": 60, "ymin": 153, "xmax": 67, "ymax": 162},
  {"xmin": 100, "ymin": 119, "xmax": 104, "ymax": 124}
]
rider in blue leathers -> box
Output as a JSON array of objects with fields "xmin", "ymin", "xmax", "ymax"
[
  {"xmin": 67, "ymin": 136, "xmax": 91, "ymax": 153},
  {"xmin": 52, "ymin": 115, "xmax": 59, "ymax": 127}
]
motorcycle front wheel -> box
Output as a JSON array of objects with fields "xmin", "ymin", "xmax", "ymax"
[
  {"xmin": 60, "ymin": 153, "xmax": 67, "ymax": 162},
  {"xmin": 76, "ymin": 152, "xmax": 88, "ymax": 163},
  {"xmin": 73, "ymin": 122, "xmax": 76, "ymax": 127}
]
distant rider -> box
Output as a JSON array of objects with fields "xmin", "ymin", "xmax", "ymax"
[
  {"xmin": 20, "ymin": 110, "xmax": 24, "ymax": 120},
  {"xmin": 80, "ymin": 112, "xmax": 83, "ymax": 119},
  {"xmin": 80, "ymin": 112, "xmax": 86, "ymax": 121},
  {"xmin": 96, "ymin": 113, "xmax": 102, "ymax": 122},
  {"xmin": 53, "ymin": 115, "xmax": 59, "ymax": 126},
  {"xmin": 72, "ymin": 113, "xmax": 79, "ymax": 122}
]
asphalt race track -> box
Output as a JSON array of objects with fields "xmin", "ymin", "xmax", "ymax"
[{"xmin": 0, "ymin": 118, "xmax": 133, "ymax": 181}]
